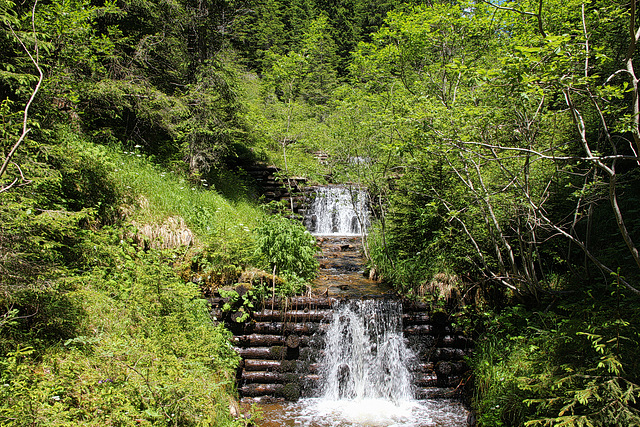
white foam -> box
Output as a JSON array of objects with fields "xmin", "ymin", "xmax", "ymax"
[{"xmin": 275, "ymin": 398, "xmax": 468, "ymax": 427}]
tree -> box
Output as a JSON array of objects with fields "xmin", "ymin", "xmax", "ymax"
[{"xmin": 0, "ymin": 0, "xmax": 42, "ymax": 193}]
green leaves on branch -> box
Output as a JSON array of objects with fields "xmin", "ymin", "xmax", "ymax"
[{"xmin": 253, "ymin": 215, "xmax": 318, "ymax": 289}]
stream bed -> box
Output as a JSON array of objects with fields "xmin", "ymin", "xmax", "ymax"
[{"xmin": 242, "ymin": 186, "xmax": 471, "ymax": 426}]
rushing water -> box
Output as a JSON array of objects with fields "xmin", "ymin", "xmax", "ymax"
[
  {"xmin": 305, "ymin": 186, "xmax": 369, "ymax": 236},
  {"xmin": 253, "ymin": 300, "xmax": 469, "ymax": 427},
  {"xmin": 256, "ymin": 399, "xmax": 469, "ymax": 427},
  {"xmin": 320, "ymin": 300, "xmax": 414, "ymax": 402},
  {"xmin": 250, "ymin": 186, "xmax": 468, "ymax": 426}
]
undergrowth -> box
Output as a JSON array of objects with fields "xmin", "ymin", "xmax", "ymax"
[
  {"xmin": 471, "ymin": 283, "xmax": 640, "ymax": 427},
  {"xmin": 0, "ymin": 128, "xmax": 293, "ymax": 426}
]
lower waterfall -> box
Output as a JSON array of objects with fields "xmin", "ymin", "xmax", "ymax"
[
  {"xmin": 253, "ymin": 299, "xmax": 469, "ymax": 427},
  {"xmin": 320, "ymin": 300, "xmax": 414, "ymax": 402}
]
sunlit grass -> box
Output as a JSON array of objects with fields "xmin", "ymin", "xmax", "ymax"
[{"xmin": 109, "ymin": 147, "xmax": 265, "ymax": 240}]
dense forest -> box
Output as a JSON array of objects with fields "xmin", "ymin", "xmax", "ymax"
[{"xmin": 1, "ymin": 0, "xmax": 639, "ymax": 425}]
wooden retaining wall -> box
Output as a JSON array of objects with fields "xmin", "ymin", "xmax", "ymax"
[{"xmin": 211, "ymin": 296, "xmax": 472, "ymax": 402}]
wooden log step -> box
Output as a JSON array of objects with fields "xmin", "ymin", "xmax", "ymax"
[
  {"xmin": 442, "ymin": 375, "xmax": 465, "ymax": 388},
  {"xmin": 435, "ymin": 361, "xmax": 467, "ymax": 375},
  {"xmin": 243, "ymin": 359, "xmax": 299, "ymax": 372},
  {"xmin": 233, "ymin": 334, "xmax": 309, "ymax": 348},
  {"xmin": 403, "ymin": 324, "xmax": 432, "ymax": 334},
  {"xmin": 242, "ymin": 371, "xmax": 284, "ymax": 384},
  {"xmin": 414, "ymin": 362, "xmax": 435, "ymax": 373},
  {"xmin": 241, "ymin": 371, "xmax": 321, "ymax": 384},
  {"xmin": 440, "ymin": 335, "xmax": 472, "ymax": 347},
  {"xmin": 401, "ymin": 301, "xmax": 430, "ymax": 312},
  {"xmin": 413, "ymin": 335, "xmax": 436, "ymax": 349},
  {"xmin": 234, "ymin": 346, "xmax": 291, "ymax": 360},
  {"xmin": 414, "ymin": 387, "xmax": 459, "ymax": 399},
  {"xmin": 413, "ymin": 373, "xmax": 438, "ymax": 387},
  {"xmin": 304, "ymin": 374, "xmax": 321, "ymax": 383},
  {"xmin": 262, "ymin": 296, "xmax": 340, "ymax": 309},
  {"xmin": 241, "ymin": 371, "xmax": 298, "ymax": 384},
  {"xmin": 252, "ymin": 309, "xmax": 333, "ymax": 322},
  {"xmin": 243, "ymin": 322, "xmax": 326, "ymax": 335},
  {"xmin": 402, "ymin": 313, "xmax": 432, "ymax": 325},
  {"xmin": 239, "ymin": 383, "xmax": 301, "ymax": 400},
  {"xmin": 233, "ymin": 334, "xmax": 284, "ymax": 347},
  {"xmin": 403, "ymin": 324, "xmax": 452, "ymax": 334},
  {"xmin": 430, "ymin": 347, "xmax": 468, "ymax": 361},
  {"xmin": 239, "ymin": 383, "xmax": 283, "ymax": 397}
]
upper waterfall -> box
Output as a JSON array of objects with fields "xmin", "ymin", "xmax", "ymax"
[{"xmin": 304, "ymin": 186, "xmax": 370, "ymax": 236}]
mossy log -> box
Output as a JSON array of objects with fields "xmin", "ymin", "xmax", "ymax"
[
  {"xmin": 243, "ymin": 322, "xmax": 324, "ymax": 335},
  {"xmin": 252, "ymin": 309, "xmax": 333, "ymax": 322},
  {"xmin": 285, "ymin": 334, "xmax": 301, "ymax": 348}
]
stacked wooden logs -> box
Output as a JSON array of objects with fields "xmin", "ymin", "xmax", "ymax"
[
  {"xmin": 211, "ymin": 296, "xmax": 471, "ymax": 401},
  {"xmin": 214, "ymin": 296, "xmax": 337, "ymax": 401},
  {"xmin": 243, "ymin": 164, "xmax": 307, "ymax": 215},
  {"xmin": 403, "ymin": 301, "xmax": 472, "ymax": 399}
]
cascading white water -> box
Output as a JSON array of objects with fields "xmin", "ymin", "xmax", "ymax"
[
  {"xmin": 257, "ymin": 299, "xmax": 470, "ymax": 426},
  {"xmin": 320, "ymin": 300, "xmax": 415, "ymax": 402},
  {"xmin": 268, "ymin": 299, "xmax": 469, "ymax": 426},
  {"xmin": 305, "ymin": 186, "xmax": 369, "ymax": 236}
]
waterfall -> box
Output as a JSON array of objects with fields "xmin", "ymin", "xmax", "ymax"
[
  {"xmin": 247, "ymin": 299, "xmax": 471, "ymax": 426},
  {"xmin": 305, "ymin": 186, "xmax": 369, "ymax": 236},
  {"xmin": 319, "ymin": 299, "xmax": 415, "ymax": 402}
]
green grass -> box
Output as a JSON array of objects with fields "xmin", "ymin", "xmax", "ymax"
[{"xmin": 110, "ymin": 146, "xmax": 264, "ymax": 239}]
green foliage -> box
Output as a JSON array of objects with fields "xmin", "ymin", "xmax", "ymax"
[
  {"xmin": 471, "ymin": 288, "xmax": 640, "ymax": 426},
  {"xmin": 253, "ymin": 214, "xmax": 318, "ymax": 292},
  {"xmin": 0, "ymin": 241, "xmax": 243, "ymax": 426},
  {"xmin": 219, "ymin": 288, "xmax": 258, "ymax": 323},
  {"xmin": 0, "ymin": 128, "xmax": 257, "ymax": 425}
]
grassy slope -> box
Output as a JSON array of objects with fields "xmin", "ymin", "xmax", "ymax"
[{"xmin": 0, "ymin": 133, "xmax": 262, "ymax": 426}]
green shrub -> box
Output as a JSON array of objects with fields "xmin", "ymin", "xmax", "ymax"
[
  {"xmin": 0, "ymin": 242, "xmax": 243, "ymax": 427},
  {"xmin": 253, "ymin": 215, "xmax": 319, "ymax": 293},
  {"xmin": 471, "ymin": 296, "xmax": 640, "ymax": 427}
]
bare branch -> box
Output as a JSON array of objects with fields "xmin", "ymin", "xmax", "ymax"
[
  {"xmin": 624, "ymin": 0, "xmax": 640, "ymax": 156},
  {"xmin": 0, "ymin": 0, "xmax": 43, "ymax": 192},
  {"xmin": 481, "ymin": 0, "xmax": 546, "ymax": 37}
]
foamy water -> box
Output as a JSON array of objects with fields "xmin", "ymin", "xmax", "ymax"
[{"xmin": 256, "ymin": 398, "xmax": 469, "ymax": 427}]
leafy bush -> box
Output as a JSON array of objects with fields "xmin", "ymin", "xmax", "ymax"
[
  {"xmin": 0, "ymin": 239, "xmax": 243, "ymax": 427},
  {"xmin": 471, "ymin": 290, "xmax": 640, "ymax": 427},
  {"xmin": 253, "ymin": 215, "xmax": 318, "ymax": 293}
]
